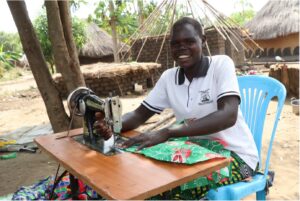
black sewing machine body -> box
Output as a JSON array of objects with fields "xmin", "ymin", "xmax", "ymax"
[{"xmin": 67, "ymin": 87, "xmax": 123, "ymax": 155}]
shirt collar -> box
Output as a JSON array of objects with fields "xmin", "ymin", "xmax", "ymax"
[{"xmin": 175, "ymin": 56, "xmax": 211, "ymax": 85}]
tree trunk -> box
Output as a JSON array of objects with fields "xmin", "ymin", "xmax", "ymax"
[
  {"xmin": 45, "ymin": 0, "xmax": 85, "ymax": 128},
  {"xmin": 109, "ymin": 0, "xmax": 120, "ymax": 62},
  {"xmin": 45, "ymin": 0, "xmax": 85, "ymax": 93},
  {"xmin": 137, "ymin": 0, "xmax": 144, "ymax": 26},
  {"xmin": 58, "ymin": 0, "xmax": 85, "ymax": 85},
  {"xmin": 7, "ymin": 0, "xmax": 70, "ymax": 133}
]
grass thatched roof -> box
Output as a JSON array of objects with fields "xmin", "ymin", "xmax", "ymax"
[
  {"xmin": 79, "ymin": 23, "xmax": 129, "ymax": 58},
  {"xmin": 245, "ymin": 0, "xmax": 299, "ymax": 40}
]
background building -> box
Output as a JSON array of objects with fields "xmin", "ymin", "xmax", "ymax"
[{"xmin": 244, "ymin": 0, "xmax": 299, "ymax": 62}]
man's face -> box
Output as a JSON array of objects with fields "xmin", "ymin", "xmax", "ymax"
[{"xmin": 170, "ymin": 24, "xmax": 203, "ymax": 69}]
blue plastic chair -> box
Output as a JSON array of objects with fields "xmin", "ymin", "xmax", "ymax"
[{"xmin": 207, "ymin": 75, "xmax": 287, "ymax": 200}]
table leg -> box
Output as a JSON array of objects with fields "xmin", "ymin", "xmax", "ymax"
[{"xmin": 69, "ymin": 174, "xmax": 79, "ymax": 200}]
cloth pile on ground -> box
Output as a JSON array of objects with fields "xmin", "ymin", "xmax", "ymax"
[{"xmin": 11, "ymin": 174, "xmax": 98, "ymax": 200}]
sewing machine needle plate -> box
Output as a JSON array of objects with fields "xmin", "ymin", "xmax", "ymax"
[{"xmin": 72, "ymin": 135, "xmax": 127, "ymax": 156}]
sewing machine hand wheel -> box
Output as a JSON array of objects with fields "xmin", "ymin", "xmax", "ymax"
[{"xmin": 67, "ymin": 87, "xmax": 94, "ymax": 116}]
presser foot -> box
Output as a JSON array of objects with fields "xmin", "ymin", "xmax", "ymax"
[{"xmin": 72, "ymin": 135, "xmax": 127, "ymax": 156}]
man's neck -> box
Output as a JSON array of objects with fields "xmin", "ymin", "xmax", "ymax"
[{"xmin": 184, "ymin": 55, "xmax": 204, "ymax": 82}]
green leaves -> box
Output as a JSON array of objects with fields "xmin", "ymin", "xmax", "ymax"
[
  {"xmin": 0, "ymin": 32, "xmax": 22, "ymax": 54},
  {"xmin": 0, "ymin": 45, "xmax": 21, "ymax": 67},
  {"xmin": 0, "ymin": 45, "xmax": 22, "ymax": 77},
  {"xmin": 72, "ymin": 18, "xmax": 87, "ymax": 49},
  {"xmin": 33, "ymin": 11, "xmax": 87, "ymax": 68},
  {"xmin": 229, "ymin": 0, "xmax": 255, "ymax": 26},
  {"xmin": 89, "ymin": 0, "xmax": 157, "ymax": 43},
  {"xmin": 229, "ymin": 10, "xmax": 255, "ymax": 26},
  {"xmin": 0, "ymin": 32, "xmax": 22, "ymax": 77}
]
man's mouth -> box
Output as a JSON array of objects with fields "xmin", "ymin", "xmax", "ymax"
[{"xmin": 178, "ymin": 55, "xmax": 190, "ymax": 59}]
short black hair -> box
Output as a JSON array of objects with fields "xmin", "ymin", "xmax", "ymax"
[{"xmin": 171, "ymin": 17, "xmax": 204, "ymax": 37}]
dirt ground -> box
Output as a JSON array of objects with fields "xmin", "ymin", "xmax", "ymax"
[{"xmin": 0, "ymin": 71, "xmax": 299, "ymax": 199}]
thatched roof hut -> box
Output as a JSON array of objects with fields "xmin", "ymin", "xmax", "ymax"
[
  {"xmin": 79, "ymin": 23, "xmax": 129, "ymax": 64},
  {"xmin": 245, "ymin": 0, "xmax": 299, "ymax": 40},
  {"xmin": 244, "ymin": 0, "xmax": 299, "ymax": 61}
]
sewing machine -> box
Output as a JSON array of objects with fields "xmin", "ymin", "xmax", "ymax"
[{"xmin": 67, "ymin": 87, "xmax": 123, "ymax": 155}]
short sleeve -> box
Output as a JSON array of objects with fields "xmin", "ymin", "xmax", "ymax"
[
  {"xmin": 214, "ymin": 56, "xmax": 240, "ymax": 101},
  {"xmin": 142, "ymin": 71, "xmax": 171, "ymax": 114}
]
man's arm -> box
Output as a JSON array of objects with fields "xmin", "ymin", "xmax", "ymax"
[
  {"xmin": 167, "ymin": 95, "xmax": 239, "ymax": 137},
  {"xmin": 121, "ymin": 104, "xmax": 156, "ymax": 132},
  {"xmin": 122, "ymin": 95, "xmax": 239, "ymax": 150}
]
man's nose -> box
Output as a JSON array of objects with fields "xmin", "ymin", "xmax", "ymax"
[{"xmin": 177, "ymin": 42, "xmax": 188, "ymax": 50}]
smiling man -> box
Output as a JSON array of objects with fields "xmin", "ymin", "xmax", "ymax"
[{"xmin": 95, "ymin": 17, "xmax": 259, "ymax": 199}]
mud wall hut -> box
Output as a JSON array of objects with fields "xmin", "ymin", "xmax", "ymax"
[
  {"xmin": 130, "ymin": 28, "xmax": 245, "ymax": 70},
  {"xmin": 53, "ymin": 62, "xmax": 161, "ymax": 98},
  {"xmin": 244, "ymin": 0, "xmax": 299, "ymax": 62}
]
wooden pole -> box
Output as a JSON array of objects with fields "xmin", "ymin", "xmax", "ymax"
[
  {"xmin": 109, "ymin": 0, "xmax": 120, "ymax": 62},
  {"xmin": 142, "ymin": 113, "xmax": 175, "ymax": 132},
  {"xmin": 281, "ymin": 64, "xmax": 289, "ymax": 91}
]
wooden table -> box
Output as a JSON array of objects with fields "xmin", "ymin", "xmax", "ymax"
[{"xmin": 35, "ymin": 128, "xmax": 231, "ymax": 200}]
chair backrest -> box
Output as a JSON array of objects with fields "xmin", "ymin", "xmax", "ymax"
[{"xmin": 238, "ymin": 75, "xmax": 286, "ymax": 175}]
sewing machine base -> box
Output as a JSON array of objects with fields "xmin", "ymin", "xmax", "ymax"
[{"xmin": 73, "ymin": 135, "xmax": 127, "ymax": 156}]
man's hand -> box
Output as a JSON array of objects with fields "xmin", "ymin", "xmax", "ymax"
[
  {"xmin": 94, "ymin": 112, "xmax": 112, "ymax": 140},
  {"xmin": 121, "ymin": 129, "xmax": 170, "ymax": 150}
]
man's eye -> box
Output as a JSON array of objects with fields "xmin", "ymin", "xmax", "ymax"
[
  {"xmin": 170, "ymin": 41, "xmax": 177, "ymax": 46},
  {"xmin": 170, "ymin": 43, "xmax": 180, "ymax": 48},
  {"xmin": 170, "ymin": 40, "xmax": 195, "ymax": 48},
  {"xmin": 186, "ymin": 40, "xmax": 195, "ymax": 45}
]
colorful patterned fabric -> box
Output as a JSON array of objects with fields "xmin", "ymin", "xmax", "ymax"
[
  {"xmin": 148, "ymin": 152, "xmax": 254, "ymax": 200},
  {"xmin": 125, "ymin": 137, "xmax": 230, "ymax": 164},
  {"xmin": 125, "ymin": 138, "xmax": 232, "ymax": 190},
  {"xmin": 47, "ymin": 173, "xmax": 70, "ymax": 200},
  {"xmin": 12, "ymin": 174, "xmax": 99, "ymax": 200},
  {"xmin": 12, "ymin": 176, "xmax": 54, "ymax": 200}
]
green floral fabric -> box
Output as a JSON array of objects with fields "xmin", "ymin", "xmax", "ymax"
[{"xmin": 124, "ymin": 138, "xmax": 232, "ymax": 190}]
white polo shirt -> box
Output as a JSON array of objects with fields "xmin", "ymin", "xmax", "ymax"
[{"xmin": 142, "ymin": 55, "xmax": 259, "ymax": 170}]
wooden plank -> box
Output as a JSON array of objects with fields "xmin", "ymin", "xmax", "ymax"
[{"xmin": 35, "ymin": 129, "xmax": 230, "ymax": 200}]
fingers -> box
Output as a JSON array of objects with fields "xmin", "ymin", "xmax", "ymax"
[
  {"xmin": 121, "ymin": 135, "xmax": 151, "ymax": 150},
  {"xmin": 94, "ymin": 112, "xmax": 111, "ymax": 140},
  {"xmin": 94, "ymin": 120, "xmax": 112, "ymax": 140},
  {"xmin": 136, "ymin": 142, "xmax": 151, "ymax": 151},
  {"xmin": 95, "ymin": 112, "xmax": 105, "ymax": 121},
  {"xmin": 121, "ymin": 137, "xmax": 139, "ymax": 148}
]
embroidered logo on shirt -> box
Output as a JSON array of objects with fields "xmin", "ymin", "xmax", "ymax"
[{"xmin": 199, "ymin": 89, "xmax": 213, "ymax": 105}]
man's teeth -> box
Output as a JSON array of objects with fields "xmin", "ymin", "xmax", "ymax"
[{"xmin": 178, "ymin": 55, "xmax": 190, "ymax": 59}]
